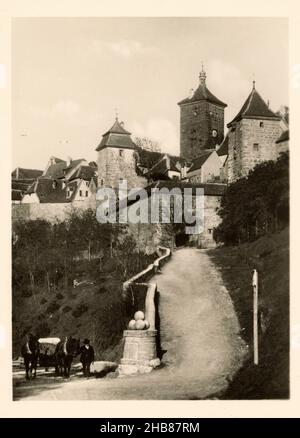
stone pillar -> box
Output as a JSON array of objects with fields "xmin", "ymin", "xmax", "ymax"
[
  {"xmin": 118, "ymin": 282, "xmax": 160, "ymax": 375},
  {"xmin": 118, "ymin": 330, "xmax": 160, "ymax": 375}
]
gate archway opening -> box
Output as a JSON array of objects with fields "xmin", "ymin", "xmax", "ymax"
[{"xmin": 175, "ymin": 233, "xmax": 189, "ymax": 247}]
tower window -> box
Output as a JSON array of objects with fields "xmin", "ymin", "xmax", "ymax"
[
  {"xmin": 85, "ymin": 191, "xmax": 88, "ymax": 197},
  {"xmin": 260, "ymin": 121, "xmax": 264, "ymax": 128},
  {"xmin": 119, "ymin": 149, "xmax": 124, "ymax": 157},
  {"xmin": 253, "ymin": 143, "xmax": 259, "ymax": 151}
]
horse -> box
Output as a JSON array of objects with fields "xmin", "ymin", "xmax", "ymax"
[
  {"xmin": 21, "ymin": 334, "xmax": 40, "ymax": 380},
  {"xmin": 54, "ymin": 336, "xmax": 80, "ymax": 378}
]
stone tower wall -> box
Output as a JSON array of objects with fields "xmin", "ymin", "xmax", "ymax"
[
  {"xmin": 180, "ymin": 101, "xmax": 225, "ymax": 160},
  {"xmin": 97, "ymin": 147, "xmax": 147, "ymax": 190},
  {"xmin": 228, "ymin": 118, "xmax": 282, "ymax": 183}
]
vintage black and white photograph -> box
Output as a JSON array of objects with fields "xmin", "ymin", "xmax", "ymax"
[{"xmin": 11, "ymin": 17, "xmax": 289, "ymax": 401}]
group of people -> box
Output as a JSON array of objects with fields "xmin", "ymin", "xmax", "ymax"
[
  {"xmin": 22, "ymin": 335, "xmax": 95, "ymax": 378},
  {"xmin": 60, "ymin": 336, "xmax": 95, "ymax": 377}
]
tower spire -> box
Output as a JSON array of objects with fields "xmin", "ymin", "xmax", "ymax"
[
  {"xmin": 252, "ymin": 72, "xmax": 256, "ymax": 90},
  {"xmin": 199, "ymin": 63, "xmax": 206, "ymax": 86}
]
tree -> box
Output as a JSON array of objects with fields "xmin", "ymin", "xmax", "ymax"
[
  {"xmin": 214, "ymin": 152, "xmax": 289, "ymax": 245},
  {"xmin": 134, "ymin": 136, "xmax": 161, "ymax": 153}
]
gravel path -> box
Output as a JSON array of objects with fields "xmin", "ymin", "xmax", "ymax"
[{"xmin": 14, "ymin": 248, "xmax": 247, "ymax": 400}]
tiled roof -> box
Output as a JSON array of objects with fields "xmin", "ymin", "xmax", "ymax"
[
  {"xmin": 69, "ymin": 165, "xmax": 97, "ymax": 182},
  {"xmin": 146, "ymin": 154, "xmax": 184, "ymax": 180},
  {"xmin": 178, "ymin": 70, "xmax": 227, "ymax": 108},
  {"xmin": 103, "ymin": 118, "xmax": 131, "ymax": 136},
  {"xmin": 118, "ymin": 180, "xmax": 227, "ymax": 211},
  {"xmin": 89, "ymin": 161, "xmax": 98, "ymax": 168},
  {"xmin": 96, "ymin": 119, "xmax": 136, "ymax": 151},
  {"xmin": 26, "ymin": 178, "xmax": 76, "ymax": 203},
  {"xmin": 12, "ymin": 181, "xmax": 33, "ymax": 192},
  {"xmin": 276, "ymin": 129, "xmax": 289, "ymax": 144},
  {"xmin": 96, "ymin": 120, "xmax": 136, "ymax": 151},
  {"xmin": 136, "ymin": 147, "xmax": 165, "ymax": 169},
  {"xmin": 169, "ymin": 156, "xmax": 184, "ymax": 171},
  {"xmin": 227, "ymin": 85, "xmax": 281, "ymax": 127},
  {"xmin": 178, "ymin": 84, "xmax": 227, "ymax": 107},
  {"xmin": 50, "ymin": 157, "xmax": 65, "ymax": 163},
  {"xmin": 217, "ymin": 134, "xmax": 228, "ymax": 156},
  {"xmin": 44, "ymin": 161, "xmax": 67, "ymax": 179},
  {"xmin": 96, "ymin": 133, "xmax": 136, "ymax": 151},
  {"xmin": 187, "ymin": 150, "xmax": 214, "ymax": 173},
  {"xmin": 152, "ymin": 180, "xmax": 227, "ymax": 196},
  {"xmin": 64, "ymin": 159, "xmax": 85, "ymax": 172},
  {"xmin": 136, "ymin": 146, "xmax": 186, "ymax": 170},
  {"xmin": 11, "ymin": 168, "xmax": 43, "ymax": 180},
  {"xmin": 148, "ymin": 157, "xmax": 169, "ymax": 178},
  {"xmin": 12, "ymin": 190, "xmax": 23, "ymax": 201}
]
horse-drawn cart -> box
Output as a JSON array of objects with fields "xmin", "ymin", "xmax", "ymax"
[{"xmin": 38, "ymin": 337, "xmax": 60, "ymax": 368}]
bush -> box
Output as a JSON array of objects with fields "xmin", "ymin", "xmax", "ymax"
[
  {"xmin": 35, "ymin": 322, "xmax": 51, "ymax": 338},
  {"xmin": 40, "ymin": 297, "xmax": 47, "ymax": 305},
  {"xmin": 21, "ymin": 289, "xmax": 33, "ymax": 298},
  {"xmin": 62, "ymin": 305, "xmax": 72, "ymax": 313},
  {"xmin": 72, "ymin": 303, "xmax": 88, "ymax": 318},
  {"xmin": 55, "ymin": 292, "xmax": 64, "ymax": 300},
  {"xmin": 46, "ymin": 301, "xmax": 60, "ymax": 314},
  {"xmin": 97, "ymin": 286, "xmax": 108, "ymax": 295}
]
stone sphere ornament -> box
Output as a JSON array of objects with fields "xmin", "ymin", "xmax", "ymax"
[
  {"xmin": 128, "ymin": 319, "xmax": 136, "ymax": 330},
  {"xmin": 135, "ymin": 320, "xmax": 146, "ymax": 330},
  {"xmin": 134, "ymin": 311, "xmax": 145, "ymax": 321}
]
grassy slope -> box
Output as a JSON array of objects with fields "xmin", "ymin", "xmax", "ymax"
[
  {"xmin": 13, "ymin": 255, "xmax": 156, "ymax": 363},
  {"xmin": 208, "ymin": 227, "xmax": 289, "ymax": 399}
]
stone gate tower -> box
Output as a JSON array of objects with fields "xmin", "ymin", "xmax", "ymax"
[
  {"xmin": 227, "ymin": 82, "xmax": 282, "ymax": 183},
  {"xmin": 178, "ymin": 66, "xmax": 227, "ymax": 160},
  {"xmin": 96, "ymin": 117, "xmax": 145, "ymax": 191}
]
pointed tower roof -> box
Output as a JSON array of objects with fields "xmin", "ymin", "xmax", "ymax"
[
  {"xmin": 102, "ymin": 118, "xmax": 131, "ymax": 136},
  {"xmin": 178, "ymin": 66, "xmax": 227, "ymax": 107},
  {"xmin": 95, "ymin": 118, "xmax": 136, "ymax": 151},
  {"xmin": 227, "ymin": 82, "xmax": 281, "ymax": 127}
]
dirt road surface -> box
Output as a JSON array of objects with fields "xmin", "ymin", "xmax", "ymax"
[{"xmin": 14, "ymin": 248, "xmax": 247, "ymax": 400}]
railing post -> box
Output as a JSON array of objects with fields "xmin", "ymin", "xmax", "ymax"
[{"xmin": 252, "ymin": 269, "xmax": 259, "ymax": 365}]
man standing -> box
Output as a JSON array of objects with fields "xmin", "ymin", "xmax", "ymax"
[{"xmin": 80, "ymin": 339, "xmax": 95, "ymax": 377}]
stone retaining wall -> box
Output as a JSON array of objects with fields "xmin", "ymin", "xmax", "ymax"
[{"xmin": 122, "ymin": 246, "xmax": 171, "ymax": 299}]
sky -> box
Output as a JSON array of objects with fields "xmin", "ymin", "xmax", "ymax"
[{"xmin": 12, "ymin": 17, "xmax": 288, "ymax": 170}]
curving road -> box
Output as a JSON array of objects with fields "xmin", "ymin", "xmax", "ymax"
[{"xmin": 14, "ymin": 248, "xmax": 247, "ymax": 400}]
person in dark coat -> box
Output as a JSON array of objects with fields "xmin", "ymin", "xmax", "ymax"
[{"xmin": 80, "ymin": 339, "xmax": 95, "ymax": 377}]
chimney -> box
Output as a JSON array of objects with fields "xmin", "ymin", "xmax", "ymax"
[
  {"xmin": 165, "ymin": 154, "xmax": 170, "ymax": 170},
  {"xmin": 67, "ymin": 156, "xmax": 72, "ymax": 167},
  {"xmin": 181, "ymin": 164, "xmax": 188, "ymax": 179},
  {"xmin": 189, "ymin": 88, "xmax": 194, "ymax": 98},
  {"xmin": 16, "ymin": 167, "xmax": 19, "ymax": 180}
]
